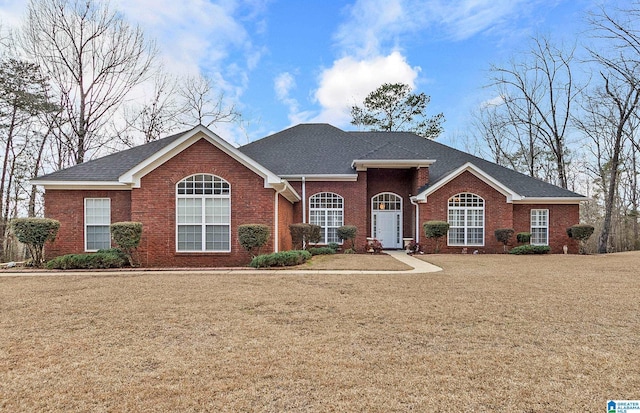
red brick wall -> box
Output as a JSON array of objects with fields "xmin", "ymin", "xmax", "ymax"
[
  {"xmin": 289, "ymin": 173, "xmax": 368, "ymax": 249},
  {"xmin": 419, "ymin": 171, "xmax": 513, "ymax": 253},
  {"xmin": 513, "ymin": 204, "xmax": 579, "ymax": 254},
  {"xmin": 130, "ymin": 138, "xmax": 284, "ymax": 267},
  {"xmin": 44, "ymin": 190, "xmax": 131, "ymax": 258},
  {"xmin": 277, "ymin": 193, "xmax": 294, "ymax": 251},
  {"xmin": 418, "ymin": 171, "xmax": 580, "ymax": 254}
]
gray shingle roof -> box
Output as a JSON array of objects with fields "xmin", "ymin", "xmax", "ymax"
[
  {"xmin": 34, "ymin": 123, "xmax": 584, "ymax": 199},
  {"xmin": 32, "ymin": 130, "xmax": 187, "ymax": 182}
]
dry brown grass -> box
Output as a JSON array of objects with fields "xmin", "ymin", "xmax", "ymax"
[
  {"xmin": 291, "ymin": 252, "xmax": 412, "ymax": 271},
  {"xmin": 1, "ymin": 252, "xmax": 639, "ymax": 411}
]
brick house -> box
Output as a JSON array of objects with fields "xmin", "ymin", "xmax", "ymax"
[{"xmin": 32, "ymin": 124, "xmax": 586, "ymax": 267}]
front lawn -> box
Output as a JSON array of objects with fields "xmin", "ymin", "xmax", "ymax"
[{"xmin": 1, "ymin": 252, "xmax": 638, "ymax": 411}]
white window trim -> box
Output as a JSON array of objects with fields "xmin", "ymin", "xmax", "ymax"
[
  {"xmin": 530, "ymin": 209, "xmax": 549, "ymax": 246},
  {"xmin": 447, "ymin": 193, "xmax": 485, "ymax": 247},
  {"xmin": 176, "ymin": 174, "xmax": 231, "ymax": 253},
  {"xmin": 309, "ymin": 192, "xmax": 344, "ymax": 244},
  {"xmin": 84, "ymin": 198, "xmax": 111, "ymax": 252}
]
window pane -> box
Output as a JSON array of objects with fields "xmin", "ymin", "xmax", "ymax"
[
  {"xmin": 206, "ymin": 225, "xmax": 230, "ymax": 251},
  {"xmin": 85, "ymin": 198, "xmax": 110, "ymax": 225},
  {"xmin": 177, "ymin": 198, "xmax": 202, "ymax": 224},
  {"xmin": 205, "ymin": 198, "xmax": 230, "ymax": 224},
  {"xmin": 467, "ymin": 228, "xmax": 484, "ymax": 245},
  {"xmin": 86, "ymin": 226, "xmax": 111, "ymax": 250},
  {"xmin": 178, "ymin": 225, "xmax": 202, "ymax": 251},
  {"xmin": 449, "ymin": 228, "xmax": 465, "ymax": 245}
]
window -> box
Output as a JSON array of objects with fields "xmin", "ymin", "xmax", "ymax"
[
  {"xmin": 531, "ymin": 209, "xmax": 549, "ymax": 245},
  {"xmin": 448, "ymin": 193, "xmax": 484, "ymax": 246},
  {"xmin": 85, "ymin": 198, "xmax": 111, "ymax": 251},
  {"xmin": 309, "ymin": 192, "xmax": 344, "ymax": 244},
  {"xmin": 176, "ymin": 174, "xmax": 230, "ymax": 252}
]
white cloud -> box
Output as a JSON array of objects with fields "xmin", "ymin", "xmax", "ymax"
[{"xmin": 310, "ymin": 51, "xmax": 420, "ymax": 126}]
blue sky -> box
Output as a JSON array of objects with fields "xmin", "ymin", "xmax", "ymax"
[{"xmin": 0, "ymin": 0, "xmax": 623, "ymax": 147}]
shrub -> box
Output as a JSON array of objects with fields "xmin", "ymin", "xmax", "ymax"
[
  {"xmin": 289, "ymin": 223, "xmax": 322, "ymax": 249},
  {"xmin": 10, "ymin": 218, "xmax": 60, "ymax": 267},
  {"xmin": 238, "ymin": 224, "xmax": 270, "ymax": 257},
  {"xmin": 406, "ymin": 241, "xmax": 421, "ymax": 254},
  {"xmin": 494, "ymin": 228, "xmax": 515, "ymax": 252},
  {"xmin": 364, "ymin": 238, "xmax": 383, "ymax": 254},
  {"xmin": 516, "ymin": 232, "xmax": 531, "ymax": 244},
  {"xmin": 46, "ymin": 249, "xmax": 127, "ymax": 269},
  {"xmin": 566, "ymin": 224, "xmax": 595, "ymax": 254},
  {"xmin": 423, "ymin": 221, "xmax": 450, "ymax": 253},
  {"xmin": 337, "ymin": 225, "xmax": 357, "ymax": 251},
  {"xmin": 508, "ymin": 245, "xmax": 551, "ymax": 255},
  {"xmin": 327, "ymin": 242, "xmax": 340, "ymax": 252},
  {"xmin": 308, "ymin": 247, "xmax": 335, "ymax": 256},
  {"xmin": 110, "ymin": 221, "xmax": 142, "ymax": 266},
  {"xmin": 249, "ymin": 250, "xmax": 312, "ymax": 268}
]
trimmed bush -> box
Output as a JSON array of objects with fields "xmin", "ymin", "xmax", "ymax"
[
  {"xmin": 327, "ymin": 242, "xmax": 340, "ymax": 252},
  {"xmin": 516, "ymin": 232, "xmax": 531, "ymax": 244},
  {"xmin": 111, "ymin": 222, "xmax": 142, "ymax": 266},
  {"xmin": 289, "ymin": 223, "xmax": 322, "ymax": 249},
  {"xmin": 46, "ymin": 249, "xmax": 127, "ymax": 269},
  {"xmin": 494, "ymin": 228, "xmax": 515, "ymax": 252},
  {"xmin": 11, "ymin": 218, "xmax": 60, "ymax": 267},
  {"xmin": 508, "ymin": 245, "xmax": 551, "ymax": 255},
  {"xmin": 364, "ymin": 238, "xmax": 383, "ymax": 254},
  {"xmin": 423, "ymin": 221, "xmax": 450, "ymax": 253},
  {"xmin": 567, "ymin": 224, "xmax": 594, "ymax": 254},
  {"xmin": 249, "ymin": 250, "xmax": 312, "ymax": 268},
  {"xmin": 238, "ymin": 224, "xmax": 270, "ymax": 257},
  {"xmin": 308, "ymin": 247, "xmax": 335, "ymax": 256},
  {"xmin": 337, "ymin": 225, "xmax": 357, "ymax": 251}
]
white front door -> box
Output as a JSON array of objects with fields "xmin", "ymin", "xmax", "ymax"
[{"xmin": 373, "ymin": 211, "xmax": 402, "ymax": 249}]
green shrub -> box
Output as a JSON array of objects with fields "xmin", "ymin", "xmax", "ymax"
[
  {"xmin": 516, "ymin": 232, "xmax": 531, "ymax": 244},
  {"xmin": 308, "ymin": 247, "xmax": 335, "ymax": 256},
  {"xmin": 46, "ymin": 249, "xmax": 127, "ymax": 269},
  {"xmin": 249, "ymin": 250, "xmax": 312, "ymax": 268},
  {"xmin": 238, "ymin": 224, "xmax": 270, "ymax": 257},
  {"xmin": 508, "ymin": 245, "xmax": 551, "ymax": 255},
  {"xmin": 289, "ymin": 223, "xmax": 322, "ymax": 249},
  {"xmin": 423, "ymin": 221, "xmax": 450, "ymax": 253},
  {"xmin": 337, "ymin": 225, "xmax": 357, "ymax": 251},
  {"xmin": 327, "ymin": 242, "xmax": 340, "ymax": 252},
  {"xmin": 566, "ymin": 224, "xmax": 595, "ymax": 254},
  {"xmin": 110, "ymin": 222, "xmax": 142, "ymax": 266},
  {"xmin": 494, "ymin": 228, "xmax": 515, "ymax": 252},
  {"xmin": 11, "ymin": 218, "xmax": 60, "ymax": 267}
]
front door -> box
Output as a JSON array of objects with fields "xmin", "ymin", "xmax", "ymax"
[
  {"xmin": 373, "ymin": 211, "xmax": 402, "ymax": 248},
  {"xmin": 372, "ymin": 193, "xmax": 403, "ymax": 249}
]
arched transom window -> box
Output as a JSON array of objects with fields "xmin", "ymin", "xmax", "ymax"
[
  {"xmin": 176, "ymin": 174, "xmax": 230, "ymax": 252},
  {"xmin": 448, "ymin": 193, "xmax": 484, "ymax": 246},
  {"xmin": 372, "ymin": 193, "xmax": 402, "ymax": 211},
  {"xmin": 309, "ymin": 192, "xmax": 344, "ymax": 244}
]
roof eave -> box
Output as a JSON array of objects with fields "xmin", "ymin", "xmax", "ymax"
[
  {"xmin": 280, "ymin": 174, "xmax": 359, "ymax": 182},
  {"xmin": 512, "ymin": 197, "xmax": 588, "ymax": 204},
  {"xmin": 351, "ymin": 159, "xmax": 436, "ymax": 171},
  {"xmin": 30, "ymin": 180, "xmax": 131, "ymax": 190}
]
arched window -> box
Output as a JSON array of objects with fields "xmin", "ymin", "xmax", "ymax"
[
  {"xmin": 309, "ymin": 192, "xmax": 344, "ymax": 244},
  {"xmin": 448, "ymin": 193, "xmax": 484, "ymax": 246},
  {"xmin": 176, "ymin": 174, "xmax": 230, "ymax": 252},
  {"xmin": 372, "ymin": 192, "xmax": 402, "ymax": 211}
]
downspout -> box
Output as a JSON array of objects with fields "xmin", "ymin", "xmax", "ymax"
[
  {"xmin": 301, "ymin": 176, "xmax": 307, "ymax": 223},
  {"xmin": 410, "ymin": 196, "xmax": 420, "ymax": 243}
]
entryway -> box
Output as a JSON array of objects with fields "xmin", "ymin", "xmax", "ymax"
[{"xmin": 372, "ymin": 193, "xmax": 402, "ymax": 249}]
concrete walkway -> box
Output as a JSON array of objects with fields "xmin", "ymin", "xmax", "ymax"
[{"xmin": 0, "ymin": 251, "xmax": 442, "ymax": 277}]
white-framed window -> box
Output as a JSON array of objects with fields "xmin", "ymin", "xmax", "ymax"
[
  {"xmin": 309, "ymin": 192, "xmax": 344, "ymax": 244},
  {"xmin": 85, "ymin": 198, "xmax": 111, "ymax": 251},
  {"xmin": 176, "ymin": 174, "xmax": 231, "ymax": 252},
  {"xmin": 448, "ymin": 193, "xmax": 484, "ymax": 246},
  {"xmin": 530, "ymin": 209, "xmax": 549, "ymax": 245}
]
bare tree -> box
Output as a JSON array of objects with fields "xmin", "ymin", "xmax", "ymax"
[
  {"xmin": 488, "ymin": 36, "xmax": 581, "ymax": 189},
  {"xmin": 20, "ymin": 0, "xmax": 156, "ymax": 165},
  {"xmin": 587, "ymin": 3, "xmax": 640, "ymax": 253},
  {"xmin": 177, "ymin": 74, "xmax": 241, "ymax": 129}
]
